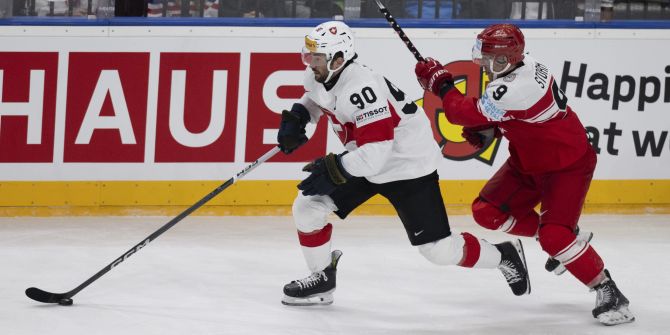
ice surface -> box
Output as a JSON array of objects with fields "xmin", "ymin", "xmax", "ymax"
[{"xmin": 1, "ymin": 214, "xmax": 667, "ymax": 334}]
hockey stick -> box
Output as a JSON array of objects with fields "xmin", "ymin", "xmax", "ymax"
[
  {"xmin": 374, "ymin": 1, "xmax": 497, "ymax": 150},
  {"xmin": 26, "ymin": 146, "xmax": 281, "ymax": 306},
  {"xmin": 374, "ymin": 0, "xmax": 425, "ymax": 62}
]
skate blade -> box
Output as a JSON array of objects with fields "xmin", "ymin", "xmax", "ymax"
[
  {"xmin": 512, "ymin": 239, "xmax": 531, "ymax": 295},
  {"xmin": 597, "ymin": 306, "xmax": 635, "ymax": 326},
  {"xmin": 281, "ymin": 291, "xmax": 334, "ymax": 306}
]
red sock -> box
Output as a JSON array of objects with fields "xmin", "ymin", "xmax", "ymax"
[
  {"xmin": 562, "ymin": 245, "xmax": 605, "ymax": 286},
  {"xmin": 298, "ymin": 223, "xmax": 332, "ymax": 247},
  {"xmin": 458, "ymin": 232, "xmax": 481, "ymax": 268}
]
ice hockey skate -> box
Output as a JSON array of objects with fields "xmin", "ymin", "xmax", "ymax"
[
  {"xmin": 592, "ymin": 269, "xmax": 635, "ymax": 326},
  {"xmin": 495, "ymin": 239, "xmax": 531, "ymax": 296},
  {"xmin": 282, "ymin": 250, "xmax": 342, "ymax": 306},
  {"xmin": 545, "ymin": 227, "xmax": 593, "ymax": 275}
]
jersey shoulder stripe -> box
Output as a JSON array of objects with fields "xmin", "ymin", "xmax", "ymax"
[{"xmin": 505, "ymin": 77, "xmax": 560, "ymax": 122}]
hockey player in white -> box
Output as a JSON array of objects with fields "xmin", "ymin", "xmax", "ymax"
[{"xmin": 277, "ymin": 21, "xmax": 531, "ymax": 306}]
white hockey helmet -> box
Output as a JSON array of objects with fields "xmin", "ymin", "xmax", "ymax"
[{"xmin": 302, "ymin": 21, "xmax": 355, "ymax": 82}]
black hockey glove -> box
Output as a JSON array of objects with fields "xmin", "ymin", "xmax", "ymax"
[
  {"xmin": 461, "ymin": 125, "xmax": 502, "ymax": 149},
  {"xmin": 298, "ymin": 152, "xmax": 352, "ymax": 196},
  {"xmin": 277, "ymin": 103, "xmax": 310, "ymax": 154}
]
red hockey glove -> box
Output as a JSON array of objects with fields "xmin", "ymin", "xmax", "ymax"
[
  {"xmin": 462, "ymin": 126, "xmax": 501, "ymax": 149},
  {"xmin": 415, "ymin": 58, "xmax": 454, "ymax": 98}
]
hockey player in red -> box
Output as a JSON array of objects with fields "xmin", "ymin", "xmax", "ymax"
[
  {"xmin": 277, "ymin": 21, "xmax": 531, "ymax": 307},
  {"xmin": 414, "ymin": 23, "xmax": 634, "ymax": 326}
]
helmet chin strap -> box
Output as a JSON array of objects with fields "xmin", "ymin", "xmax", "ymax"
[
  {"xmin": 486, "ymin": 58, "xmax": 512, "ymax": 81},
  {"xmin": 324, "ymin": 57, "xmax": 344, "ymax": 83}
]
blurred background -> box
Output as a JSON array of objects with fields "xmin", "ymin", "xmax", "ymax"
[
  {"xmin": 1, "ymin": 0, "xmax": 668, "ymax": 21},
  {"xmin": 0, "ymin": 1, "xmax": 667, "ymax": 215}
]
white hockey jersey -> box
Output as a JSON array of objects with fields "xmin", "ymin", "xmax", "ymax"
[{"xmin": 298, "ymin": 61, "xmax": 441, "ymax": 184}]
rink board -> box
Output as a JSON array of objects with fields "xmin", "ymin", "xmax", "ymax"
[
  {"xmin": 0, "ymin": 179, "xmax": 668, "ymax": 216},
  {"xmin": 0, "ymin": 25, "xmax": 668, "ymax": 215}
]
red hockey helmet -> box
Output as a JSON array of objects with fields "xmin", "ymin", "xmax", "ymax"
[{"xmin": 472, "ymin": 24, "xmax": 525, "ymax": 74}]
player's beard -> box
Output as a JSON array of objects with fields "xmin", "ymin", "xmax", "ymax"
[{"xmin": 313, "ymin": 69, "xmax": 327, "ymax": 83}]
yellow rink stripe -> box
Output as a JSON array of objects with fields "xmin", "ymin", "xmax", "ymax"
[{"xmin": 0, "ymin": 180, "xmax": 668, "ymax": 216}]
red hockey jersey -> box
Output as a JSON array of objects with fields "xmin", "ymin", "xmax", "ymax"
[{"xmin": 442, "ymin": 56, "xmax": 590, "ymax": 174}]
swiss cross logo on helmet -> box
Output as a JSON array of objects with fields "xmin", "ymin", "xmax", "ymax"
[{"xmin": 329, "ymin": 27, "xmax": 338, "ymax": 35}]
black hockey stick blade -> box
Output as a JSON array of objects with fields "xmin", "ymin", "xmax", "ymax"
[
  {"xmin": 25, "ymin": 146, "xmax": 281, "ymax": 305},
  {"xmin": 25, "ymin": 287, "xmax": 69, "ymax": 304}
]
